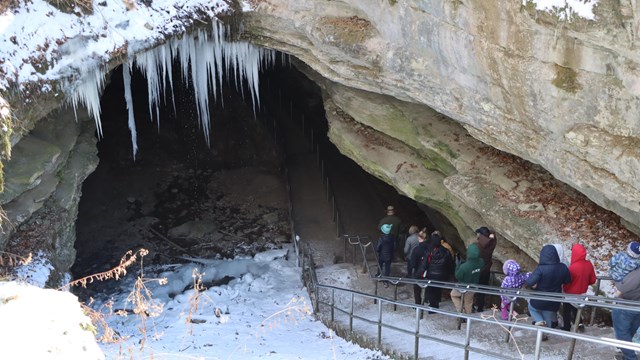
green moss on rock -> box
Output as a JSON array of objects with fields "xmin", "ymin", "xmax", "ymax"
[{"xmin": 420, "ymin": 150, "xmax": 457, "ymax": 176}]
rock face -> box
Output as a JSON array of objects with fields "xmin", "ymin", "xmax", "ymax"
[
  {"xmin": 2, "ymin": 0, "xmax": 640, "ymax": 280},
  {"xmin": 241, "ymin": 0, "xmax": 640, "ymax": 234},
  {"xmin": 1, "ymin": 106, "xmax": 98, "ymax": 285}
]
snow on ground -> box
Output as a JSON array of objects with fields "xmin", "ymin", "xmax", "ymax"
[
  {"xmin": 0, "ymin": 281, "xmax": 104, "ymax": 359},
  {"xmin": 1, "ymin": 245, "xmax": 390, "ymax": 359}
]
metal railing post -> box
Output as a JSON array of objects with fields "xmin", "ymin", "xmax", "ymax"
[
  {"xmin": 414, "ymin": 307, "xmax": 420, "ymax": 360},
  {"xmin": 343, "ymin": 235, "xmax": 347, "ymax": 264},
  {"xmin": 464, "ymin": 318, "xmax": 472, "ymax": 360},
  {"xmin": 566, "ymin": 307, "xmax": 584, "ymax": 360},
  {"xmin": 534, "ymin": 330, "xmax": 544, "ymax": 360},
  {"xmin": 590, "ymin": 278, "xmax": 602, "ymax": 326},
  {"xmin": 377, "ymin": 299, "xmax": 383, "ymax": 347},
  {"xmin": 349, "ymin": 293, "xmax": 354, "ymax": 332},
  {"xmin": 393, "ymin": 284, "xmax": 398, "ymax": 311},
  {"xmin": 505, "ymin": 300, "xmax": 516, "ymax": 343},
  {"xmin": 330, "ymin": 288, "xmax": 335, "ymax": 323}
]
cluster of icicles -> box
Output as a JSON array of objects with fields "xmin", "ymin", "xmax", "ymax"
[{"xmin": 66, "ymin": 21, "xmax": 277, "ymax": 159}]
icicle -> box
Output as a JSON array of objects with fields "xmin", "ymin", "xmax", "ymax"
[
  {"xmin": 135, "ymin": 50, "xmax": 162, "ymax": 130},
  {"xmin": 65, "ymin": 68, "xmax": 106, "ymax": 138},
  {"xmin": 122, "ymin": 62, "xmax": 138, "ymax": 160},
  {"xmin": 129, "ymin": 19, "xmax": 275, "ymax": 147}
]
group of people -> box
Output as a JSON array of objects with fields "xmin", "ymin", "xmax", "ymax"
[
  {"xmin": 375, "ymin": 205, "xmax": 496, "ymax": 313},
  {"xmin": 374, "ymin": 205, "xmax": 640, "ymax": 358}
]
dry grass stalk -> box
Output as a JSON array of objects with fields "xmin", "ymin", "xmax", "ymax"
[
  {"xmin": 258, "ymin": 296, "xmax": 312, "ymax": 335},
  {"xmin": 64, "ymin": 248, "xmax": 147, "ymax": 289},
  {"xmin": 185, "ymin": 268, "xmax": 209, "ymax": 335},
  {"xmin": 0, "ymin": 251, "xmax": 32, "ymax": 268},
  {"xmin": 480, "ymin": 306, "xmax": 528, "ymax": 359}
]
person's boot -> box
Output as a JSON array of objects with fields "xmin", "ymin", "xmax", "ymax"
[{"xmin": 501, "ymin": 306, "xmax": 509, "ymax": 320}]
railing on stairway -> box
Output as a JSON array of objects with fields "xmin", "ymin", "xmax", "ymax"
[
  {"xmin": 264, "ymin": 60, "xmax": 639, "ymax": 360},
  {"xmin": 309, "ymin": 235, "xmax": 640, "ymax": 360}
]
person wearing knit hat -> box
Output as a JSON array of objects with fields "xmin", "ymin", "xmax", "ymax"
[
  {"xmin": 377, "ymin": 206, "xmax": 402, "ymax": 260},
  {"xmin": 500, "ymin": 259, "xmax": 530, "ymax": 320},
  {"xmin": 609, "ymin": 241, "xmax": 640, "ymax": 283},
  {"xmin": 375, "ymin": 224, "xmax": 395, "ymax": 287}
]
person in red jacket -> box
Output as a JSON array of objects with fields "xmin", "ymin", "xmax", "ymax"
[{"xmin": 561, "ymin": 243, "xmax": 596, "ymax": 331}]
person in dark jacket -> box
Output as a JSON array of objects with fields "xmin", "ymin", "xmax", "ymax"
[
  {"xmin": 423, "ymin": 233, "xmax": 453, "ymax": 311},
  {"xmin": 376, "ymin": 223, "xmax": 395, "ymax": 287},
  {"xmin": 451, "ymin": 243, "xmax": 484, "ymax": 314},
  {"xmin": 474, "ymin": 226, "xmax": 497, "ymax": 312},
  {"xmin": 525, "ymin": 245, "xmax": 571, "ymax": 336},
  {"xmin": 378, "ymin": 205, "xmax": 402, "ymax": 241},
  {"xmin": 409, "ymin": 231, "xmax": 429, "ymax": 304}
]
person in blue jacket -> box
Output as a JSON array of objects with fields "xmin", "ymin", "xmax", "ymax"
[{"xmin": 525, "ymin": 244, "xmax": 571, "ymax": 340}]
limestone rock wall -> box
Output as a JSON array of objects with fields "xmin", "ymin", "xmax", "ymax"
[
  {"xmin": 1, "ymin": 107, "xmax": 98, "ymax": 286},
  {"xmin": 241, "ymin": 0, "xmax": 640, "ymax": 234}
]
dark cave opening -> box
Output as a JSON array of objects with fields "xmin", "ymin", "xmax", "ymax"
[{"xmin": 71, "ymin": 51, "xmax": 457, "ymax": 286}]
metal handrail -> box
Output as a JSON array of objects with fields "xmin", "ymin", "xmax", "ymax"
[
  {"xmin": 341, "ymin": 235, "xmax": 639, "ymax": 313},
  {"xmin": 313, "ymin": 282, "xmax": 640, "ymax": 360},
  {"xmin": 298, "ymin": 231, "xmax": 640, "ymax": 359}
]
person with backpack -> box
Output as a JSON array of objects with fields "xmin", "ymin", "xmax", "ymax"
[
  {"xmin": 451, "ymin": 243, "xmax": 484, "ymax": 314},
  {"xmin": 376, "ymin": 223, "xmax": 395, "ymax": 288},
  {"xmin": 378, "ymin": 205, "xmax": 402, "ymax": 241},
  {"xmin": 423, "ymin": 233, "xmax": 454, "ymax": 311},
  {"xmin": 409, "ymin": 230, "xmax": 430, "ymax": 305},
  {"xmin": 561, "ymin": 242, "xmax": 596, "ymax": 332}
]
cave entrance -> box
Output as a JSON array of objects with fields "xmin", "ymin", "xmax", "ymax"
[{"xmin": 71, "ymin": 51, "xmax": 459, "ymax": 286}]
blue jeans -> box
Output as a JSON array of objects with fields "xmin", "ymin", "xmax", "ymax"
[
  {"xmin": 612, "ymin": 309, "xmax": 640, "ymax": 360},
  {"xmin": 528, "ymin": 301, "xmax": 556, "ymax": 327}
]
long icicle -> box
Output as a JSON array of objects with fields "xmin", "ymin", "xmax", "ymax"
[
  {"xmin": 65, "ymin": 20, "xmax": 276, "ymax": 153},
  {"xmin": 122, "ymin": 62, "xmax": 138, "ymax": 160},
  {"xmin": 66, "ymin": 68, "xmax": 106, "ymax": 138}
]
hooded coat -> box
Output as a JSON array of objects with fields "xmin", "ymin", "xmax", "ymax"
[
  {"xmin": 476, "ymin": 233, "xmax": 497, "ymax": 275},
  {"xmin": 609, "ymin": 251, "xmax": 640, "ymax": 282},
  {"xmin": 500, "ymin": 260, "xmax": 530, "ymax": 303},
  {"xmin": 455, "ymin": 243, "xmax": 484, "ymax": 284},
  {"xmin": 563, "ymin": 244, "xmax": 596, "ymax": 294},
  {"xmin": 525, "ymin": 245, "xmax": 571, "ymax": 311}
]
